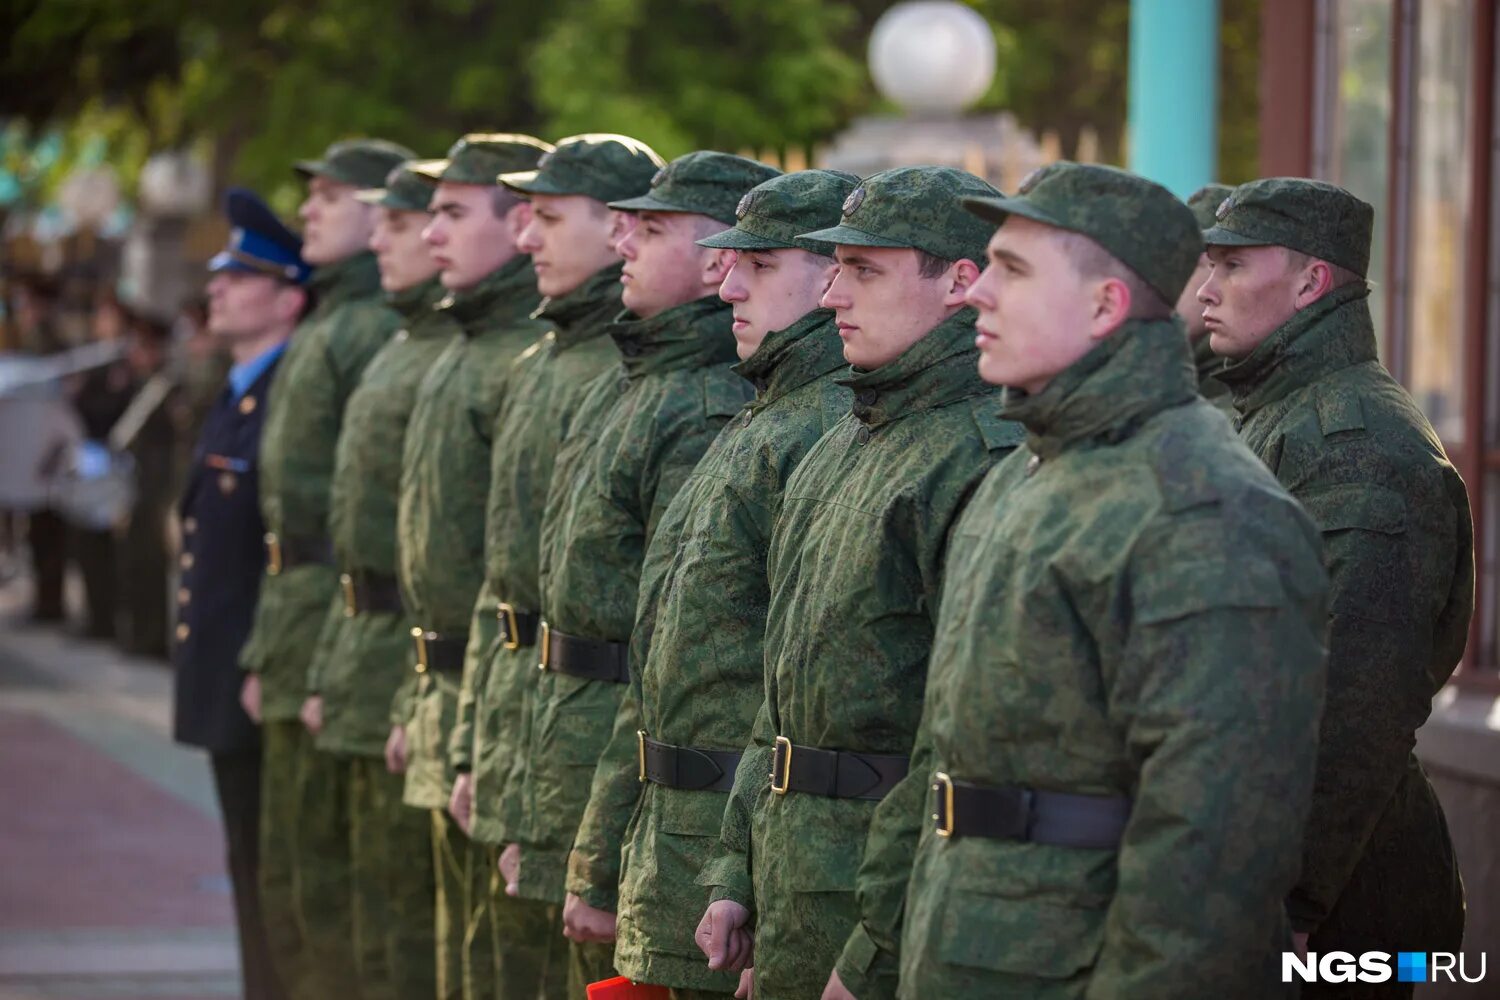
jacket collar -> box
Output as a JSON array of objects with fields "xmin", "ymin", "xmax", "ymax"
[
  {"xmin": 438, "ymin": 254, "xmax": 539, "ymax": 333},
  {"xmin": 534, "ymin": 263, "xmax": 624, "ymax": 349},
  {"xmin": 308, "ymin": 250, "xmax": 382, "ymax": 307},
  {"xmin": 839, "ymin": 307, "xmax": 990, "ymax": 429},
  {"xmin": 606, "ymin": 295, "xmax": 738, "ymax": 378},
  {"xmin": 733, "ymin": 309, "xmax": 845, "ymax": 407}
]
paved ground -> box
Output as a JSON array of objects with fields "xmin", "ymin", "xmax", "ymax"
[{"xmin": 0, "ymin": 576, "xmax": 240, "ymax": 998}]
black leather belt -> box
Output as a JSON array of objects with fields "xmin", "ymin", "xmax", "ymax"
[
  {"xmin": 770, "ymin": 736, "xmax": 907, "ymax": 801},
  {"xmin": 410, "ymin": 628, "xmax": 467, "ymax": 675},
  {"xmin": 637, "ymin": 733, "xmax": 742, "ymax": 792},
  {"xmin": 264, "ymin": 532, "xmax": 333, "ymax": 575},
  {"xmin": 340, "ymin": 570, "xmax": 404, "ymax": 616},
  {"xmin": 538, "ymin": 624, "xmax": 628, "ymax": 683},
  {"xmin": 496, "ymin": 602, "xmax": 541, "ymax": 649},
  {"xmin": 931, "ymin": 773, "xmax": 1131, "ymax": 848}
]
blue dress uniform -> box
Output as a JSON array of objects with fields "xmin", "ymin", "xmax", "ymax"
[{"xmin": 171, "ymin": 187, "xmax": 309, "ymax": 1000}]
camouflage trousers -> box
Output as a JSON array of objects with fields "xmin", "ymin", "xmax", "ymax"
[
  {"xmin": 258, "ymin": 719, "xmax": 307, "ymax": 997},
  {"xmin": 292, "ymin": 744, "xmax": 359, "ymax": 995},
  {"xmin": 569, "ymin": 939, "xmax": 618, "ymax": 999},
  {"xmin": 484, "ymin": 856, "xmax": 569, "ymax": 1000},
  {"xmin": 349, "ymin": 756, "xmax": 436, "ymax": 1000},
  {"xmin": 751, "ymin": 887, "xmax": 899, "ymax": 1000},
  {"xmin": 462, "ymin": 835, "xmax": 496, "ymax": 1000}
]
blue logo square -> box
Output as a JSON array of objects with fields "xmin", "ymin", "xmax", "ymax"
[{"xmin": 1397, "ymin": 952, "xmax": 1427, "ymax": 983}]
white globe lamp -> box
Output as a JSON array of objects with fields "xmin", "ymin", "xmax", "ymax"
[{"xmin": 868, "ymin": 2, "xmax": 998, "ymax": 116}]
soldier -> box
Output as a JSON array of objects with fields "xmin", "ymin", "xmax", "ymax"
[
  {"xmin": 292, "ymin": 159, "xmax": 454, "ymax": 1000},
  {"xmin": 1200, "ymin": 178, "xmax": 1473, "ymax": 996},
  {"xmin": 173, "ymin": 187, "xmax": 310, "ymax": 1000},
  {"xmin": 694, "ymin": 166, "xmax": 1021, "ymax": 1000},
  {"xmin": 393, "ymin": 132, "xmax": 552, "ymax": 1000},
  {"xmin": 439, "ymin": 133, "xmax": 663, "ymax": 1000},
  {"xmin": 562, "ymin": 168, "xmax": 857, "ymax": 1000},
  {"xmin": 1177, "ymin": 182, "xmax": 1233, "ymax": 409},
  {"xmin": 236, "ymin": 137, "xmax": 412, "ymax": 998},
  {"xmin": 504, "ymin": 150, "xmax": 776, "ymax": 996}
]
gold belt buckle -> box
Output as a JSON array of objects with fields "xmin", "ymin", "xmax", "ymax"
[
  {"xmin": 498, "ymin": 602, "xmax": 522, "ymax": 651},
  {"xmin": 771, "ymin": 736, "xmax": 793, "ymax": 795},
  {"xmin": 340, "ymin": 573, "xmax": 357, "ymax": 617},
  {"xmin": 265, "ymin": 533, "xmax": 283, "ymax": 576},
  {"xmin": 411, "ymin": 626, "xmax": 430, "ymax": 674},
  {"xmin": 536, "ymin": 621, "xmax": 551, "ymax": 671},
  {"xmin": 637, "ymin": 730, "xmax": 648, "ymax": 783},
  {"xmin": 933, "ymin": 772, "xmax": 956, "ymax": 838}
]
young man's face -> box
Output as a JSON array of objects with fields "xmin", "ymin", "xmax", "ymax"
[
  {"xmin": 370, "ymin": 208, "xmax": 440, "ymax": 293},
  {"xmin": 718, "ymin": 248, "xmax": 835, "ymax": 360},
  {"xmin": 965, "ymin": 217, "xmax": 1100, "ymax": 393},
  {"xmin": 1197, "ymin": 244, "xmax": 1309, "ymax": 359},
  {"xmin": 205, "ymin": 271, "xmax": 299, "ymax": 342},
  {"xmin": 298, "ymin": 175, "xmax": 378, "ymax": 266},
  {"xmin": 1175, "ymin": 252, "xmax": 1213, "ymax": 340},
  {"xmin": 615, "ymin": 210, "xmax": 725, "ymax": 319},
  {"xmin": 515, "ymin": 193, "xmax": 619, "ymax": 299},
  {"xmin": 422, "ymin": 183, "xmax": 529, "ymax": 291},
  {"xmin": 822, "ymin": 246, "xmax": 957, "ymax": 369}
]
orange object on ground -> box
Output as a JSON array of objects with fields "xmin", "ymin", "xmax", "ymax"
[{"xmin": 586, "ymin": 976, "xmax": 672, "ymax": 999}]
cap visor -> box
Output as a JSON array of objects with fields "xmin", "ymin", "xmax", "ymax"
[
  {"xmin": 960, "ymin": 194, "xmax": 1067, "ymax": 231},
  {"xmin": 607, "ymin": 192, "xmax": 695, "ymax": 214},
  {"xmin": 409, "ymin": 159, "xmax": 450, "ymax": 181},
  {"xmin": 353, "ymin": 188, "xmax": 389, "ymax": 205},
  {"xmin": 696, "ymin": 228, "xmax": 796, "ymax": 251},
  {"xmin": 1200, "ymin": 225, "xmax": 1269, "ymax": 247},
  {"xmin": 796, "ymin": 224, "xmax": 908, "ymax": 250},
  {"xmin": 207, "ymin": 252, "xmax": 257, "ymax": 275},
  {"xmin": 292, "ymin": 158, "xmax": 327, "ymax": 179}
]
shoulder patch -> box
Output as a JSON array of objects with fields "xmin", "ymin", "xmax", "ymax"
[
  {"xmin": 972, "ymin": 401, "xmax": 1025, "ymax": 454},
  {"xmin": 1314, "ymin": 386, "xmax": 1367, "ymax": 438}
]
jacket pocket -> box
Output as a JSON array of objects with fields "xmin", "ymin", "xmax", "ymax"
[{"xmin": 938, "ymin": 888, "xmax": 1106, "ymax": 977}]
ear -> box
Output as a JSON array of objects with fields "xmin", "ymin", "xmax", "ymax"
[
  {"xmin": 274, "ymin": 285, "xmax": 307, "ymax": 325},
  {"xmin": 505, "ymin": 202, "xmax": 534, "ymax": 242},
  {"xmin": 700, "ymin": 247, "xmax": 734, "ymax": 289},
  {"xmin": 1293, "ymin": 259, "xmax": 1335, "ymax": 309},
  {"xmin": 944, "ymin": 259, "xmax": 982, "ymax": 307},
  {"xmin": 1090, "ymin": 277, "xmax": 1132, "ymax": 340}
]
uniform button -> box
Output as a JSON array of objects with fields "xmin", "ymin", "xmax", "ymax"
[
  {"xmin": 181, "ymin": 552, "xmax": 195, "ymax": 570},
  {"xmin": 856, "ymin": 426, "xmax": 871, "ymax": 444},
  {"xmin": 238, "ymin": 395, "xmax": 257, "ymax": 415},
  {"xmin": 856, "ymin": 389, "xmax": 878, "ymax": 406},
  {"xmin": 617, "ymin": 376, "xmax": 631, "ymax": 393},
  {"xmin": 176, "ymin": 623, "xmax": 191, "ymax": 641},
  {"xmin": 183, "ymin": 517, "xmax": 197, "ymax": 534},
  {"xmin": 177, "ymin": 587, "xmax": 191, "ymax": 605},
  {"xmin": 1025, "ymin": 454, "xmax": 1042, "ymax": 477}
]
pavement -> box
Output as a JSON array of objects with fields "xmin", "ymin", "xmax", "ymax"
[{"xmin": 0, "ymin": 572, "xmax": 240, "ymax": 999}]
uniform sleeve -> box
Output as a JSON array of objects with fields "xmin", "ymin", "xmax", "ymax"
[
  {"xmin": 327, "ymin": 306, "xmax": 399, "ymax": 416},
  {"xmin": 696, "ymin": 694, "xmax": 775, "ymax": 911},
  {"xmin": 448, "ymin": 582, "xmax": 497, "ymax": 774},
  {"xmin": 566, "ymin": 681, "xmax": 644, "ymax": 910},
  {"xmin": 305, "ymin": 587, "xmax": 346, "ymax": 694},
  {"xmin": 1086, "ymin": 515, "xmax": 1328, "ymax": 997}
]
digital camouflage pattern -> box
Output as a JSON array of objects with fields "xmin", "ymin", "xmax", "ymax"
[
  {"xmin": 890, "ymin": 320, "xmax": 1328, "ymax": 1000},
  {"xmin": 567, "ymin": 309, "xmax": 850, "ymax": 993},
  {"xmin": 1218, "ymin": 281, "xmax": 1472, "ymax": 964},
  {"xmin": 1203, "ymin": 177, "xmax": 1374, "ymax": 278},
  {"xmin": 355, "ymin": 160, "xmax": 446, "ymax": 213},
  {"xmin": 800, "ymin": 165, "xmax": 998, "ymax": 264},
  {"xmin": 512, "ymin": 295, "xmax": 753, "ymax": 906},
  {"xmin": 413, "ymin": 133, "xmax": 555, "ymax": 186},
  {"xmin": 308, "ymin": 275, "xmax": 456, "ymax": 756},
  {"xmin": 698, "ymin": 168, "xmax": 859, "ymax": 257},
  {"xmin": 240, "ymin": 249, "xmax": 399, "ymax": 719},
  {"xmin": 697, "ymin": 309, "xmax": 1019, "ymax": 1000},
  {"xmin": 499, "ymin": 133, "xmax": 664, "ymax": 202},
  {"xmin": 1186, "ymin": 182, "xmax": 1234, "ymax": 232},
  {"xmin": 609, "ymin": 150, "xmax": 782, "ymax": 225},
  {"xmin": 1192, "ymin": 335, "xmax": 1233, "ymax": 410},
  {"xmin": 295, "ymin": 138, "xmax": 415, "ymax": 189},
  {"xmin": 395, "ymin": 253, "xmax": 545, "ymax": 811}
]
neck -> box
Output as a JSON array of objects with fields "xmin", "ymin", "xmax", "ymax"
[{"xmin": 231, "ymin": 326, "xmax": 290, "ymax": 365}]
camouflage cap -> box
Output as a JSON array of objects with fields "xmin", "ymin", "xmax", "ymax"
[
  {"xmin": 1202, "ymin": 177, "xmax": 1373, "ymax": 277},
  {"xmin": 608, "ymin": 151, "xmax": 782, "ymax": 226},
  {"xmin": 697, "ymin": 169, "xmax": 861, "ymax": 257},
  {"xmin": 963, "ymin": 162, "xmax": 1202, "ymax": 302},
  {"xmin": 1186, "ymin": 182, "xmax": 1234, "ymax": 232},
  {"xmin": 800, "ymin": 166, "xmax": 1000, "ymax": 264},
  {"xmin": 412, "ymin": 133, "xmax": 554, "ymax": 186},
  {"xmin": 355, "ymin": 159, "xmax": 443, "ymax": 213},
  {"xmin": 294, "ymin": 138, "xmax": 415, "ymax": 189},
  {"xmin": 499, "ymin": 133, "xmax": 664, "ymax": 204}
]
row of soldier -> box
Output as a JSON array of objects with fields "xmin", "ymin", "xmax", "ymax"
[{"xmin": 171, "ymin": 130, "xmax": 1472, "ymax": 1000}]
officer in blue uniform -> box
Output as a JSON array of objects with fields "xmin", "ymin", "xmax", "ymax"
[{"xmin": 172, "ymin": 187, "xmax": 310, "ymax": 1000}]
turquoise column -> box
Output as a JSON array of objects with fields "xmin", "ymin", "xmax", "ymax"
[{"xmin": 1127, "ymin": 0, "xmax": 1220, "ymax": 197}]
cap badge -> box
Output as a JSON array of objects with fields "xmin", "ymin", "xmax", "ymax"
[
  {"xmin": 1018, "ymin": 167, "xmax": 1046, "ymax": 195},
  {"xmin": 736, "ymin": 193, "xmax": 753, "ymax": 220},
  {"xmin": 1216, "ymin": 197, "xmax": 1233, "ymax": 220},
  {"xmin": 651, "ymin": 167, "xmax": 668, "ymax": 188},
  {"xmin": 537, "ymin": 151, "xmax": 554, "ymax": 169},
  {"xmin": 842, "ymin": 187, "xmax": 866, "ymax": 217}
]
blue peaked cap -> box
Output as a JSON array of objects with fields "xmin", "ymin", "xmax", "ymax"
[{"xmin": 208, "ymin": 187, "xmax": 311, "ymax": 284}]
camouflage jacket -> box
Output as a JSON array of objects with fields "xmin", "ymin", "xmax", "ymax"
[
  {"xmin": 450, "ymin": 264, "xmax": 623, "ymax": 847},
  {"xmin": 394, "ymin": 255, "xmax": 544, "ymax": 809},
  {"xmin": 305, "ymin": 277, "xmax": 456, "ymax": 756},
  {"xmin": 511, "ymin": 295, "xmax": 752, "ymax": 903},
  {"xmin": 566, "ymin": 310, "xmax": 849, "ymax": 990},
  {"xmin": 1220, "ymin": 283, "xmax": 1473, "ymax": 951},
  {"xmin": 696, "ymin": 308, "xmax": 1018, "ymax": 1000},
  {"xmin": 894, "ymin": 319, "xmax": 1328, "ymax": 1000},
  {"xmin": 1192, "ymin": 334, "xmax": 1233, "ymax": 412},
  {"xmin": 239, "ymin": 251, "xmax": 399, "ymax": 722}
]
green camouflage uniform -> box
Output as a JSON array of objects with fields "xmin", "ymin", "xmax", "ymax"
[
  {"xmin": 396, "ymin": 131, "xmax": 552, "ymax": 1000},
  {"xmin": 1185, "ymin": 183, "xmax": 1234, "ymax": 410},
  {"xmin": 889, "ymin": 164, "xmax": 1331, "ymax": 1000},
  {"xmin": 562, "ymin": 170, "xmax": 857, "ymax": 997},
  {"xmin": 239, "ymin": 136, "xmax": 411, "ymax": 1000},
  {"xmin": 1207, "ymin": 179, "xmax": 1472, "ymax": 992}
]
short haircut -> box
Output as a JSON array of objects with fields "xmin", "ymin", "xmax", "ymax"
[
  {"xmin": 915, "ymin": 249, "xmax": 956, "ymax": 280},
  {"xmin": 691, "ymin": 214, "xmax": 729, "ymax": 240},
  {"xmin": 1284, "ymin": 248, "xmax": 1367, "ymax": 291},
  {"xmin": 1054, "ymin": 230, "xmax": 1173, "ymax": 320},
  {"xmin": 491, "ymin": 186, "xmax": 525, "ymax": 219}
]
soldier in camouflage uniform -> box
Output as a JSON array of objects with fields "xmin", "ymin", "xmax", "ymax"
[
  {"xmin": 1201, "ymin": 178, "xmax": 1473, "ymax": 997},
  {"xmin": 1177, "ymin": 182, "xmax": 1234, "ymax": 409},
  {"xmin": 236, "ymin": 137, "xmax": 413, "ymax": 998},
  {"xmin": 393, "ymin": 133, "xmax": 552, "ymax": 1000},
  {"xmin": 694, "ymin": 166, "xmax": 1020, "ymax": 1000},
  {"xmin": 295, "ymin": 160, "xmax": 453, "ymax": 1000},
  {"xmin": 442, "ymin": 133, "xmax": 662, "ymax": 1000},
  {"xmin": 563, "ymin": 169, "xmax": 858, "ymax": 1000},
  {"xmin": 879, "ymin": 162, "xmax": 1330, "ymax": 1000},
  {"xmin": 502, "ymin": 151, "xmax": 776, "ymax": 997}
]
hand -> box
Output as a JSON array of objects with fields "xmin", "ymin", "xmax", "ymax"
[
  {"xmin": 448, "ymin": 773, "xmax": 474, "ymax": 835},
  {"xmin": 821, "ymin": 969, "xmax": 857, "ymax": 1000},
  {"xmin": 695, "ymin": 899, "xmax": 753, "ymax": 972},
  {"xmin": 1293, "ymin": 932, "xmax": 1309, "ymax": 960},
  {"xmin": 384, "ymin": 725, "xmax": 407, "ymax": 774},
  {"xmin": 735, "ymin": 968, "xmax": 755, "ymax": 999},
  {"xmin": 299, "ymin": 695, "xmax": 323, "ymax": 735},
  {"xmin": 562, "ymin": 892, "xmax": 617, "ymax": 943},
  {"xmin": 240, "ymin": 674, "xmax": 262, "ymax": 724},
  {"xmin": 498, "ymin": 843, "xmax": 521, "ymax": 897}
]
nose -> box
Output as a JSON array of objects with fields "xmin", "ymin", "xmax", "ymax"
[
  {"xmin": 616, "ymin": 225, "xmax": 640, "ymax": 261},
  {"xmin": 820, "ymin": 268, "xmax": 851, "ymax": 310},
  {"xmin": 964, "ymin": 265, "xmax": 997, "ymax": 311},
  {"xmin": 421, "ymin": 217, "xmax": 444, "ymax": 246},
  {"xmin": 517, "ymin": 218, "xmax": 542, "ymax": 254},
  {"xmin": 297, "ymin": 195, "xmax": 316, "ymax": 222},
  {"xmin": 1197, "ymin": 271, "xmax": 1219, "ymax": 307},
  {"xmin": 718, "ymin": 256, "xmax": 746, "ymax": 303}
]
